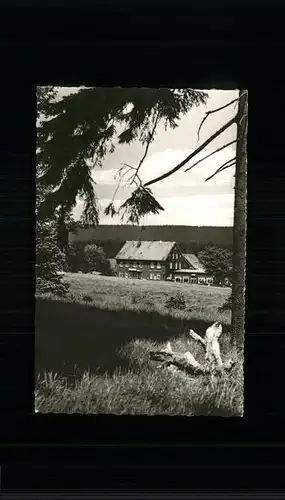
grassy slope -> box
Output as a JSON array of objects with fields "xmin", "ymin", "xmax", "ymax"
[
  {"xmin": 62, "ymin": 272, "xmax": 231, "ymax": 324},
  {"xmin": 35, "ymin": 273, "xmax": 242, "ymax": 416}
]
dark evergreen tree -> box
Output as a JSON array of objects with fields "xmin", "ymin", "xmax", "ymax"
[{"xmin": 198, "ymin": 244, "xmax": 233, "ymax": 286}]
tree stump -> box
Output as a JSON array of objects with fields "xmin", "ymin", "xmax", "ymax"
[{"xmin": 149, "ymin": 322, "xmax": 234, "ymax": 376}]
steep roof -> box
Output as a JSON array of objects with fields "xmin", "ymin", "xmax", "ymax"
[
  {"xmin": 182, "ymin": 253, "xmax": 205, "ymax": 271},
  {"xmin": 115, "ymin": 241, "xmax": 176, "ymax": 262}
]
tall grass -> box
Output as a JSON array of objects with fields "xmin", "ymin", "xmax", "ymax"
[{"xmin": 35, "ymin": 333, "xmax": 243, "ymax": 416}]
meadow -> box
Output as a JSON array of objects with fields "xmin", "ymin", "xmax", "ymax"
[
  {"xmin": 61, "ymin": 272, "xmax": 231, "ymax": 322},
  {"xmin": 35, "ymin": 273, "xmax": 243, "ymax": 416}
]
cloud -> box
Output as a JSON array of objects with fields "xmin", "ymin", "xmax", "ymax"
[
  {"xmin": 77, "ymin": 146, "xmax": 236, "ymax": 227},
  {"xmin": 73, "ymin": 194, "xmax": 234, "ymax": 227},
  {"xmin": 92, "ymin": 146, "xmax": 235, "ymax": 198}
]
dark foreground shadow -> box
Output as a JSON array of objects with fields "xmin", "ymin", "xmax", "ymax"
[{"xmin": 35, "ymin": 297, "xmax": 227, "ymax": 380}]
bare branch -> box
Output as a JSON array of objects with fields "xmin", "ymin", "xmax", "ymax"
[
  {"xmin": 184, "ymin": 140, "xmax": 237, "ymax": 173},
  {"xmin": 233, "ymin": 90, "xmax": 248, "ymax": 110},
  {"xmin": 197, "ymin": 99, "xmax": 238, "ymax": 141},
  {"xmin": 198, "ymin": 91, "xmax": 247, "ymax": 140},
  {"xmin": 107, "ymin": 109, "xmax": 160, "ymax": 214},
  {"xmin": 127, "ymin": 109, "xmax": 160, "ymax": 187},
  {"xmin": 137, "ymin": 110, "xmax": 160, "ymax": 173},
  {"xmin": 107, "ymin": 164, "xmax": 137, "ymax": 211},
  {"xmin": 120, "ymin": 163, "xmax": 136, "ymax": 172},
  {"xmin": 144, "ymin": 116, "xmax": 236, "ymax": 188},
  {"xmin": 205, "ymin": 158, "xmax": 236, "ymax": 182}
]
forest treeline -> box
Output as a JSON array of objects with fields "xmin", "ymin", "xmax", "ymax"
[{"xmin": 69, "ymin": 225, "xmax": 233, "ymax": 258}]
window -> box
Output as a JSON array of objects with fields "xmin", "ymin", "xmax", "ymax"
[
  {"xmin": 139, "ymin": 261, "xmax": 143, "ymax": 268},
  {"xmin": 125, "ymin": 272, "xmax": 129, "ymax": 278},
  {"xmin": 156, "ymin": 273, "xmax": 161, "ymax": 280},
  {"xmin": 119, "ymin": 272, "xmax": 123, "ymax": 277},
  {"xmin": 150, "ymin": 262, "xmax": 155, "ymax": 269},
  {"xmin": 119, "ymin": 261, "xmax": 123, "ymax": 267},
  {"xmin": 156, "ymin": 262, "xmax": 161, "ymax": 269},
  {"xmin": 179, "ymin": 262, "xmax": 182, "ymax": 269},
  {"xmin": 169, "ymin": 262, "xmax": 173, "ymax": 270},
  {"xmin": 175, "ymin": 262, "xmax": 178, "ymax": 270},
  {"xmin": 183, "ymin": 278, "xmax": 189, "ymax": 283},
  {"xmin": 150, "ymin": 273, "xmax": 154, "ymax": 280}
]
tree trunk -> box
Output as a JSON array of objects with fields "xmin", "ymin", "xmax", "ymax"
[{"xmin": 232, "ymin": 90, "xmax": 248, "ymax": 351}]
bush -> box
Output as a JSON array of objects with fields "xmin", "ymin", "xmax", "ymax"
[
  {"xmin": 82, "ymin": 294, "xmax": 93, "ymax": 303},
  {"xmin": 165, "ymin": 292, "xmax": 186, "ymax": 310}
]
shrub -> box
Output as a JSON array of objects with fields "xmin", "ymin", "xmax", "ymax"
[
  {"xmin": 165, "ymin": 292, "xmax": 186, "ymax": 310},
  {"xmin": 82, "ymin": 294, "xmax": 93, "ymax": 303}
]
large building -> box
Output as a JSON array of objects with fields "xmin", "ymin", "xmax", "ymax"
[{"xmin": 115, "ymin": 240, "xmax": 213, "ymax": 285}]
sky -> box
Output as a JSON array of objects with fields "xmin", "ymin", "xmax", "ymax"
[{"xmin": 56, "ymin": 87, "xmax": 239, "ymax": 227}]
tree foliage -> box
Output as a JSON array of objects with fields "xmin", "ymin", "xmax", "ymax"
[
  {"xmin": 198, "ymin": 244, "xmax": 232, "ymax": 286},
  {"xmin": 36, "ymin": 86, "xmax": 74, "ymax": 296},
  {"xmin": 84, "ymin": 244, "xmax": 112, "ymax": 275},
  {"xmin": 67, "ymin": 242, "xmax": 113, "ymax": 275},
  {"xmin": 37, "ymin": 87, "xmax": 208, "ymax": 224},
  {"xmin": 36, "ymin": 219, "xmax": 70, "ymax": 297}
]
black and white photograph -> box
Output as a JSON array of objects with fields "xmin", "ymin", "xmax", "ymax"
[{"xmin": 36, "ymin": 87, "xmax": 247, "ymax": 416}]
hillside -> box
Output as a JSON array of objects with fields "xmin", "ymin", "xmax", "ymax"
[{"xmin": 69, "ymin": 225, "xmax": 233, "ymax": 250}]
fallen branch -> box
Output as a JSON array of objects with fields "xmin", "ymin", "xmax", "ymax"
[
  {"xmin": 189, "ymin": 329, "xmax": 206, "ymax": 348},
  {"xmin": 150, "ymin": 350, "xmax": 210, "ymax": 375},
  {"xmin": 150, "ymin": 322, "xmax": 235, "ymax": 377}
]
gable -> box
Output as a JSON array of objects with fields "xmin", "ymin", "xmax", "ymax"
[{"xmin": 166, "ymin": 243, "xmax": 187, "ymax": 261}]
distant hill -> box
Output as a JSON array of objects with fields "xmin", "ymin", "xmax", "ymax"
[{"xmin": 69, "ymin": 225, "xmax": 233, "ymax": 255}]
